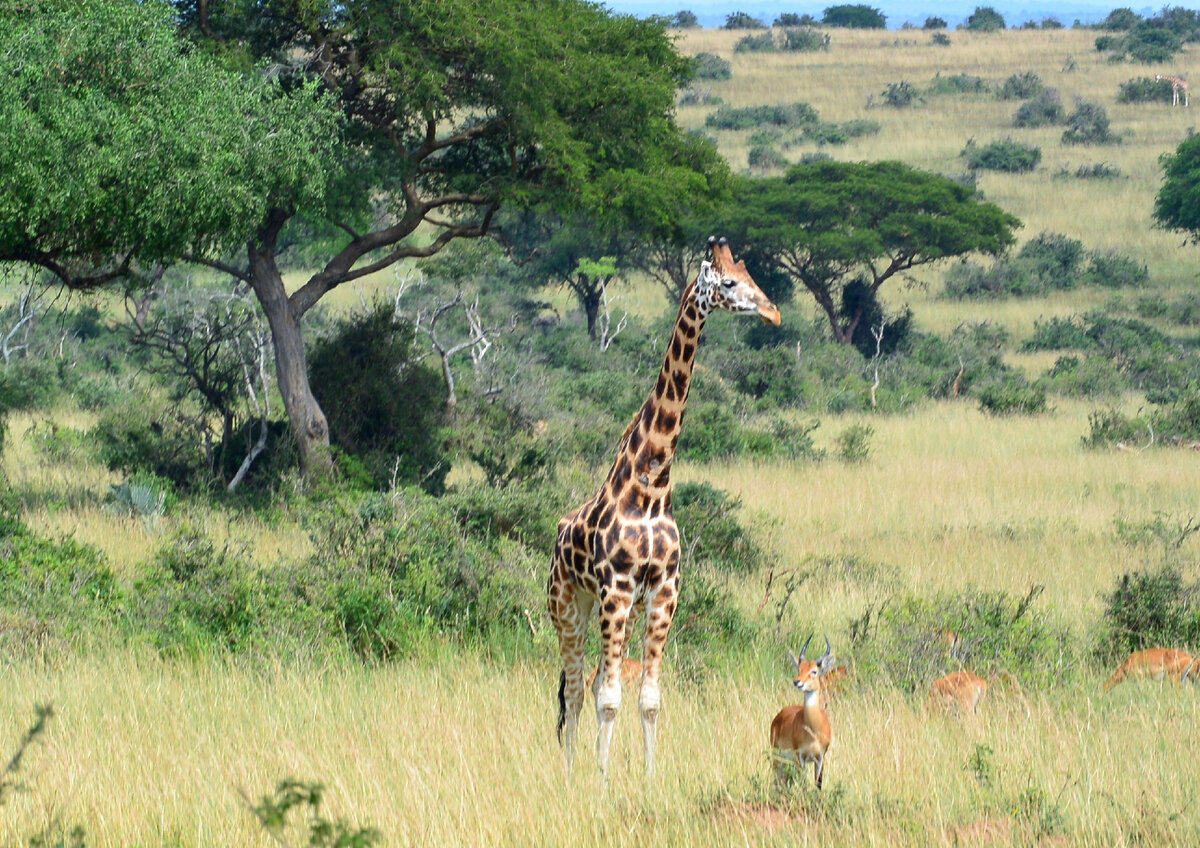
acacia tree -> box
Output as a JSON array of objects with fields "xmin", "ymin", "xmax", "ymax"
[
  {"xmin": 4, "ymin": 0, "xmax": 725, "ymax": 477},
  {"xmin": 1154, "ymin": 134, "xmax": 1200, "ymax": 236},
  {"xmin": 731, "ymin": 161, "xmax": 1020, "ymax": 344}
]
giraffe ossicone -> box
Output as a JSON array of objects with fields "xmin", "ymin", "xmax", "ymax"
[{"xmin": 548, "ymin": 237, "xmax": 779, "ymax": 778}]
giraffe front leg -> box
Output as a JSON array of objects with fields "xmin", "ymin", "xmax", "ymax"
[
  {"xmin": 639, "ymin": 576, "xmax": 678, "ymax": 780},
  {"xmin": 595, "ymin": 594, "xmax": 632, "ymax": 776}
]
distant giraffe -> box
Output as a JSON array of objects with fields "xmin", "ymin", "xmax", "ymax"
[
  {"xmin": 1157, "ymin": 74, "xmax": 1190, "ymax": 107},
  {"xmin": 548, "ymin": 236, "xmax": 780, "ymax": 777}
]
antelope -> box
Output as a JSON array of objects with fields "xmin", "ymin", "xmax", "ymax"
[
  {"xmin": 929, "ymin": 670, "xmax": 989, "ymax": 714},
  {"xmin": 1103, "ymin": 648, "xmax": 1195, "ymax": 692},
  {"xmin": 770, "ymin": 635, "xmax": 835, "ymax": 788},
  {"xmin": 586, "ymin": 657, "xmax": 644, "ymax": 696}
]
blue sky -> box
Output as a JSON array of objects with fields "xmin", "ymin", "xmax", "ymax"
[{"xmin": 601, "ymin": 1, "xmax": 1174, "ymax": 29}]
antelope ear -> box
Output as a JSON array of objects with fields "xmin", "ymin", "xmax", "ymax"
[
  {"xmin": 787, "ymin": 650, "xmax": 800, "ymax": 671},
  {"xmin": 820, "ymin": 654, "xmax": 837, "ymax": 673}
]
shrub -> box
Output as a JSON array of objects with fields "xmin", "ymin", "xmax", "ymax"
[
  {"xmin": 1097, "ymin": 565, "xmax": 1200, "ymax": 662},
  {"xmin": 670, "ymin": 10, "xmax": 700, "ymax": 28},
  {"xmin": 674, "ymin": 482, "xmax": 770, "ymax": 574},
  {"xmin": 308, "ymin": 304, "xmax": 449, "ymax": 494},
  {"xmin": 733, "ymin": 31, "xmax": 775, "ymax": 52},
  {"xmin": 747, "ymin": 145, "xmax": 787, "ymax": 170},
  {"xmin": 1100, "ymin": 8, "xmax": 1141, "ymax": 30},
  {"xmin": 880, "ymin": 80, "xmax": 923, "ymax": 107},
  {"xmin": 924, "ymin": 16, "xmax": 947, "ymax": 28},
  {"xmin": 780, "ymin": 27, "xmax": 831, "ymax": 51},
  {"xmin": 692, "ymin": 52, "xmax": 732, "ymax": 80},
  {"xmin": 1037, "ymin": 355, "xmax": 1126, "ymax": 398},
  {"xmin": 822, "ymin": 4, "xmax": 887, "ymax": 28},
  {"xmin": 1066, "ymin": 162, "xmax": 1122, "ymax": 179},
  {"xmin": 930, "ymin": 32, "xmax": 951, "ymax": 45},
  {"xmin": 725, "ymin": 11, "xmax": 766, "ymax": 28},
  {"xmin": 1125, "ymin": 23, "xmax": 1183, "ymax": 63},
  {"xmin": 1018, "ymin": 232, "xmax": 1085, "ymax": 286},
  {"xmin": 997, "ymin": 71, "xmax": 1044, "ymax": 100},
  {"xmin": 1061, "ymin": 100, "xmax": 1119, "ymax": 145},
  {"xmin": 926, "ymin": 73, "xmax": 987, "ymax": 95},
  {"xmin": 1082, "ymin": 249, "xmax": 1148, "ymax": 288},
  {"xmin": 1117, "ymin": 76, "xmax": 1174, "ymax": 103},
  {"xmin": 775, "ymin": 13, "xmax": 818, "ymax": 26},
  {"xmin": 961, "ymin": 138, "xmax": 1041, "ymax": 172},
  {"xmin": 705, "ymin": 102, "xmax": 819, "ymax": 130},
  {"xmin": 853, "ymin": 586, "xmax": 1073, "ymax": 691},
  {"xmin": 977, "ymin": 375, "xmax": 1047, "ymax": 415},
  {"xmin": 1013, "ymin": 90, "xmax": 1064, "ymax": 127},
  {"xmin": 965, "ymin": 6, "xmax": 1006, "ymax": 32},
  {"xmin": 1021, "ymin": 317, "xmax": 1092, "ymax": 351},
  {"xmin": 835, "ymin": 423, "xmax": 873, "ymax": 462}
]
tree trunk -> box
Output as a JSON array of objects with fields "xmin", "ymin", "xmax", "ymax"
[
  {"xmin": 584, "ymin": 288, "xmax": 601, "ymax": 339},
  {"xmin": 247, "ymin": 240, "xmax": 332, "ymax": 479}
]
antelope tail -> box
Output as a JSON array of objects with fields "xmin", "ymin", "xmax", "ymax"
[{"xmin": 1103, "ymin": 669, "xmax": 1123, "ymax": 693}]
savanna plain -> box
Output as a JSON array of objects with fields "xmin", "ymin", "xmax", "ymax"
[{"xmin": 6, "ymin": 22, "xmax": 1200, "ymax": 848}]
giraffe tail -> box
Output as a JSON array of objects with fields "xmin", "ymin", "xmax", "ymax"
[{"xmin": 556, "ymin": 670, "xmax": 567, "ymax": 745}]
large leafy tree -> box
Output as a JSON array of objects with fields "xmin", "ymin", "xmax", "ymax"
[
  {"xmin": 1154, "ymin": 135, "xmax": 1200, "ymax": 236},
  {"xmin": 170, "ymin": 0, "xmax": 725, "ymax": 476},
  {"xmin": 0, "ymin": 0, "xmax": 338, "ymax": 287},
  {"xmin": 731, "ymin": 161, "xmax": 1020, "ymax": 344},
  {"xmin": 4, "ymin": 0, "xmax": 726, "ymax": 477}
]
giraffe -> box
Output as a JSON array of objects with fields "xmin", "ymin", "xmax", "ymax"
[
  {"xmin": 1157, "ymin": 74, "xmax": 1190, "ymax": 107},
  {"xmin": 548, "ymin": 236, "xmax": 780, "ymax": 778}
]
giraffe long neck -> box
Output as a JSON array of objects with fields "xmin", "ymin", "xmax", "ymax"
[{"xmin": 605, "ymin": 282, "xmax": 709, "ymax": 500}]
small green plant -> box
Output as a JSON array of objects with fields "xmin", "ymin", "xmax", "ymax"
[
  {"xmin": 835, "ymin": 423, "xmax": 874, "ymax": 462},
  {"xmin": 926, "ymin": 73, "xmax": 986, "ymax": 95},
  {"xmin": 247, "ymin": 779, "xmax": 381, "ymax": 848},
  {"xmin": 964, "ymin": 743, "xmax": 995, "ymax": 787},
  {"xmin": 1063, "ymin": 162, "xmax": 1122, "ymax": 179},
  {"xmin": 930, "ymin": 32, "xmax": 951, "ymax": 45},
  {"xmin": 734, "ymin": 31, "xmax": 775, "ymax": 52},
  {"xmin": 748, "ymin": 144, "xmax": 787, "ymax": 170},
  {"xmin": 780, "ymin": 27, "xmax": 831, "ymax": 51}
]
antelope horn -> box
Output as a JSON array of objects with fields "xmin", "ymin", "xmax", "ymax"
[
  {"xmin": 799, "ymin": 634, "xmax": 813, "ymax": 661},
  {"xmin": 822, "ymin": 635, "xmax": 832, "ymax": 660}
]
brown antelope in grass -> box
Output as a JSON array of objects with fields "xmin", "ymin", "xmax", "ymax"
[
  {"xmin": 770, "ymin": 636, "xmax": 835, "ymax": 788},
  {"xmin": 1104, "ymin": 648, "xmax": 1195, "ymax": 692},
  {"xmin": 586, "ymin": 657, "xmax": 643, "ymax": 697},
  {"xmin": 929, "ymin": 670, "xmax": 989, "ymax": 714}
]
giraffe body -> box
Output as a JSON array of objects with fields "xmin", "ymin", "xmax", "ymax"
[
  {"xmin": 1158, "ymin": 74, "xmax": 1190, "ymax": 107},
  {"xmin": 548, "ymin": 238, "xmax": 779, "ymax": 777}
]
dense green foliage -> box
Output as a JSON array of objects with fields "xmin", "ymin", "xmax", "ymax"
[
  {"xmin": 961, "ymin": 138, "xmax": 1042, "ymax": 172},
  {"xmin": 1155, "ymin": 135, "xmax": 1200, "ymax": 236},
  {"xmin": 944, "ymin": 233, "xmax": 1147, "ymax": 298},
  {"xmin": 0, "ymin": 0, "xmax": 338, "ymax": 286},
  {"xmin": 821, "ymin": 4, "xmax": 887, "ymax": 28},
  {"xmin": 730, "ymin": 161, "xmax": 1019, "ymax": 344},
  {"xmin": 965, "ymin": 6, "xmax": 1006, "ymax": 31}
]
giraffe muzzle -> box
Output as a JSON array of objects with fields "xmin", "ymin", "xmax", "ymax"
[{"xmin": 758, "ymin": 302, "xmax": 781, "ymax": 326}]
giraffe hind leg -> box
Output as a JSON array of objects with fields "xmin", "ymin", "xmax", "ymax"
[
  {"xmin": 638, "ymin": 577, "xmax": 678, "ymax": 780},
  {"xmin": 549, "ymin": 566, "xmax": 593, "ymax": 772}
]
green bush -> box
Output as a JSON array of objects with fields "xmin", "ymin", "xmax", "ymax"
[
  {"xmin": 961, "ymin": 138, "xmax": 1041, "ymax": 172},
  {"xmin": 924, "ymin": 16, "xmax": 947, "ymax": 28},
  {"xmin": 1064, "ymin": 162, "xmax": 1122, "ymax": 179},
  {"xmin": 725, "ymin": 11, "xmax": 766, "ymax": 28},
  {"xmin": 852, "ymin": 586, "xmax": 1073, "ymax": 691},
  {"xmin": 835, "ymin": 423, "xmax": 873, "ymax": 462},
  {"xmin": 733, "ymin": 32, "xmax": 775, "ymax": 52},
  {"xmin": 1117, "ymin": 76, "xmax": 1174, "ymax": 103},
  {"xmin": 747, "ymin": 144, "xmax": 787, "ymax": 170},
  {"xmin": 692, "ymin": 52, "xmax": 732, "ymax": 80},
  {"xmin": 705, "ymin": 102, "xmax": 819, "ymax": 130},
  {"xmin": 976, "ymin": 375, "xmax": 1047, "ymax": 415},
  {"xmin": 1097, "ymin": 566, "xmax": 1200, "ymax": 662},
  {"xmin": 308, "ymin": 304, "xmax": 450, "ymax": 494},
  {"xmin": 880, "ymin": 80, "xmax": 923, "ymax": 107},
  {"xmin": 930, "ymin": 32, "xmax": 951, "ymax": 46},
  {"xmin": 926, "ymin": 73, "xmax": 987, "ymax": 95},
  {"xmin": 1021, "ymin": 317, "xmax": 1092, "ymax": 351},
  {"xmin": 1061, "ymin": 100, "xmax": 1119, "ymax": 145},
  {"xmin": 996, "ymin": 71, "xmax": 1044, "ymax": 99},
  {"xmin": 1100, "ymin": 8, "xmax": 1141, "ymax": 30},
  {"xmin": 780, "ymin": 27, "xmax": 831, "ymax": 51},
  {"xmin": 965, "ymin": 6, "xmax": 1006, "ymax": 32},
  {"xmin": 1083, "ymin": 250, "xmax": 1148, "ymax": 288},
  {"xmin": 1036, "ymin": 355, "xmax": 1126, "ymax": 398},
  {"xmin": 674, "ymin": 482, "xmax": 770, "ymax": 575},
  {"xmin": 821, "ymin": 4, "xmax": 887, "ymax": 28},
  {"xmin": 1013, "ymin": 90, "xmax": 1064, "ymax": 127}
]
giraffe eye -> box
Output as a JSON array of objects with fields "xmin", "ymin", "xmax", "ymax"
[{"xmin": 721, "ymin": 278, "xmax": 735, "ymax": 289}]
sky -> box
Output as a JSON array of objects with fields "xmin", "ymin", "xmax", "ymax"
[{"xmin": 600, "ymin": 1, "xmax": 1176, "ymax": 29}]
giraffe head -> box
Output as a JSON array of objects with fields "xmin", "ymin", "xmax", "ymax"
[{"xmin": 697, "ymin": 236, "xmax": 781, "ymax": 325}]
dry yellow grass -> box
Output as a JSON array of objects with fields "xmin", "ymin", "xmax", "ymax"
[{"xmin": 3, "ymin": 652, "xmax": 1199, "ymax": 847}]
